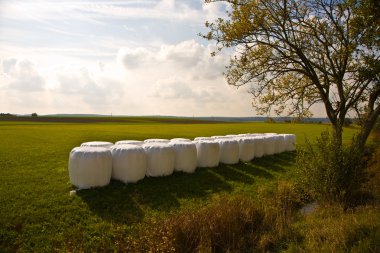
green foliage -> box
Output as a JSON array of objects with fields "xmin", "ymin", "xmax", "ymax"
[
  {"xmin": 296, "ymin": 131, "xmax": 367, "ymax": 205},
  {"xmin": 203, "ymin": 0, "xmax": 380, "ymax": 147}
]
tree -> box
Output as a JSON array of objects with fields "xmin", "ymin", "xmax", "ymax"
[{"xmin": 203, "ymin": 0, "xmax": 379, "ymax": 146}]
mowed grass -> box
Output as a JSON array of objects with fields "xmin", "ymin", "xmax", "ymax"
[{"xmin": 0, "ymin": 120, "xmax": 359, "ymax": 252}]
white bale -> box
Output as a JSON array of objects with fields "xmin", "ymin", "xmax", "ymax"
[
  {"xmin": 172, "ymin": 142, "xmax": 197, "ymax": 173},
  {"xmin": 226, "ymin": 134, "xmax": 239, "ymax": 137},
  {"xmin": 211, "ymin": 135, "xmax": 231, "ymax": 140},
  {"xmin": 195, "ymin": 140, "xmax": 220, "ymax": 168},
  {"xmin": 143, "ymin": 143, "xmax": 175, "ymax": 177},
  {"xmin": 264, "ymin": 133, "xmax": 277, "ymax": 136},
  {"xmin": 217, "ymin": 138, "xmax": 240, "ymax": 164},
  {"xmin": 263, "ymin": 135, "xmax": 276, "ymax": 156},
  {"xmin": 194, "ymin": 137, "xmax": 213, "ymax": 141},
  {"xmin": 253, "ymin": 136, "xmax": 265, "ymax": 158},
  {"xmin": 115, "ymin": 140, "xmax": 144, "ymax": 146},
  {"xmin": 283, "ymin": 134, "xmax": 296, "ymax": 151},
  {"xmin": 235, "ymin": 137, "xmax": 255, "ymax": 162},
  {"xmin": 170, "ymin": 138, "xmax": 192, "ymax": 143},
  {"xmin": 68, "ymin": 147, "xmax": 112, "ymax": 189},
  {"xmin": 144, "ymin": 138, "xmax": 170, "ymax": 144},
  {"xmin": 275, "ymin": 135, "xmax": 287, "ymax": 153},
  {"xmin": 81, "ymin": 141, "xmax": 113, "ymax": 149},
  {"xmin": 110, "ymin": 144, "xmax": 146, "ymax": 183}
]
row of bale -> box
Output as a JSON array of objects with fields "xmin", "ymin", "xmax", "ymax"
[{"xmin": 68, "ymin": 133, "xmax": 296, "ymax": 189}]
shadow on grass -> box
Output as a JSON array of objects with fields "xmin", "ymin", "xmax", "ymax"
[{"xmin": 78, "ymin": 151, "xmax": 296, "ymax": 225}]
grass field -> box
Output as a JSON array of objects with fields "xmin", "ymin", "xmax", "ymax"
[{"xmin": 0, "ymin": 118, "xmax": 367, "ymax": 252}]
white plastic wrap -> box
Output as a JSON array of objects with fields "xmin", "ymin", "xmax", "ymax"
[
  {"xmin": 217, "ymin": 138, "xmax": 240, "ymax": 164},
  {"xmin": 195, "ymin": 140, "xmax": 220, "ymax": 168},
  {"xmin": 211, "ymin": 136, "xmax": 231, "ymax": 140},
  {"xmin": 143, "ymin": 143, "xmax": 175, "ymax": 177},
  {"xmin": 172, "ymin": 142, "xmax": 197, "ymax": 173},
  {"xmin": 283, "ymin": 134, "xmax": 296, "ymax": 151},
  {"xmin": 253, "ymin": 136, "xmax": 265, "ymax": 158},
  {"xmin": 235, "ymin": 137, "xmax": 255, "ymax": 162},
  {"xmin": 115, "ymin": 140, "xmax": 144, "ymax": 146},
  {"xmin": 68, "ymin": 147, "xmax": 112, "ymax": 189},
  {"xmin": 263, "ymin": 135, "xmax": 276, "ymax": 156},
  {"xmin": 80, "ymin": 141, "xmax": 113, "ymax": 149},
  {"xmin": 110, "ymin": 144, "xmax": 146, "ymax": 183},
  {"xmin": 194, "ymin": 137, "xmax": 214, "ymax": 141},
  {"xmin": 275, "ymin": 135, "xmax": 286, "ymax": 154},
  {"xmin": 170, "ymin": 138, "xmax": 192, "ymax": 143},
  {"xmin": 225, "ymin": 134, "xmax": 239, "ymax": 137},
  {"xmin": 144, "ymin": 138, "xmax": 170, "ymax": 144}
]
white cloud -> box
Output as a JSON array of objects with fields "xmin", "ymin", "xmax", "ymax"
[
  {"xmin": 1, "ymin": 58, "xmax": 45, "ymax": 92},
  {"xmin": 56, "ymin": 67, "xmax": 123, "ymax": 109}
]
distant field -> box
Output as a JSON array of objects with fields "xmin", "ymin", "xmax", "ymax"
[{"xmin": 0, "ymin": 119, "xmax": 359, "ymax": 252}]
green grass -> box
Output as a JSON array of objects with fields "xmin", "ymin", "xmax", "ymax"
[{"xmin": 0, "ymin": 120, "xmax": 360, "ymax": 252}]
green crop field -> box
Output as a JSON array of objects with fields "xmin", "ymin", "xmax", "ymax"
[{"xmin": 0, "ymin": 119, "xmax": 360, "ymax": 252}]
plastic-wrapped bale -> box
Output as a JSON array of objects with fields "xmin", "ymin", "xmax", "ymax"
[
  {"xmin": 211, "ymin": 136, "xmax": 231, "ymax": 140},
  {"xmin": 172, "ymin": 141, "xmax": 197, "ymax": 173},
  {"xmin": 143, "ymin": 143, "xmax": 175, "ymax": 177},
  {"xmin": 115, "ymin": 140, "xmax": 144, "ymax": 146},
  {"xmin": 226, "ymin": 134, "xmax": 239, "ymax": 137},
  {"xmin": 110, "ymin": 144, "xmax": 146, "ymax": 183},
  {"xmin": 217, "ymin": 138, "xmax": 240, "ymax": 164},
  {"xmin": 275, "ymin": 135, "xmax": 287, "ymax": 154},
  {"xmin": 263, "ymin": 135, "xmax": 276, "ymax": 156},
  {"xmin": 283, "ymin": 134, "xmax": 296, "ymax": 151},
  {"xmin": 81, "ymin": 141, "xmax": 113, "ymax": 149},
  {"xmin": 194, "ymin": 137, "xmax": 214, "ymax": 141},
  {"xmin": 195, "ymin": 140, "xmax": 220, "ymax": 167},
  {"xmin": 237, "ymin": 133, "xmax": 252, "ymax": 137},
  {"xmin": 144, "ymin": 138, "xmax": 170, "ymax": 144},
  {"xmin": 253, "ymin": 136, "xmax": 265, "ymax": 158},
  {"xmin": 170, "ymin": 138, "xmax": 192, "ymax": 143},
  {"xmin": 68, "ymin": 147, "xmax": 112, "ymax": 189},
  {"xmin": 235, "ymin": 137, "xmax": 255, "ymax": 162}
]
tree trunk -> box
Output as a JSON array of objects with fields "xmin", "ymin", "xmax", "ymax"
[
  {"xmin": 359, "ymin": 110, "xmax": 380, "ymax": 148},
  {"xmin": 332, "ymin": 121, "xmax": 343, "ymax": 146}
]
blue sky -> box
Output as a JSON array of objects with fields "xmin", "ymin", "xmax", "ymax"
[{"xmin": 0, "ymin": 0, "xmax": 325, "ymax": 116}]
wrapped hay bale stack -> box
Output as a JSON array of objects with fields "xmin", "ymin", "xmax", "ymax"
[
  {"xmin": 195, "ymin": 140, "xmax": 220, "ymax": 168},
  {"xmin": 170, "ymin": 138, "xmax": 192, "ymax": 143},
  {"xmin": 263, "ymin": 135, "xmax": 277, "ymax": 156},
  {"xmin": 211, "ymin": 135, "xmax": 231, "ymax": 140},
  {"xmin": 253, "ymin": 136, "xmax": 265, "ymax": 158},
  {"xmin": 275, "ymin": 135, "xmax": 287, "ymax": 154},
  {"xmin": 110, "ymin": 144, "xmax": 146, "ymax": 183},
  {"xmin": 217, "ymin": 138, "xmax": 240, "ymax": 164},
  {"xmin": 271, "ymin": 135, "xmax": 285, "ymax": 154},
  {"xmin": 283, "ymin": 134, "xmax": 296, "ymax": 151},
  {"xmin": 81, "ymin": 141, "xmax": 113, "ymax": 149},
  {"xmin": 115, "ymin": 140, "xmax": 144, "ymax": 146},
  {"xmin": 235, "ymin": 137, "xmax": 255, "ymax": 162},
  {"xmin": 171, "ymin": 141, "xmax": 197, "ymax": 173},
  {"xmin": 144, "ymin": 138, "xmax": 170, "ymax": 144},
  {"xmin": 194, "ymin": 137, "xmax": 213, "ymax": 141},
  {"xmin": 143, "ymin": 143, "xmax": 175, "ymax": 177},
  {"xmin": 68, "ymin": 147, "xmax": 112, "ymax": 189}
]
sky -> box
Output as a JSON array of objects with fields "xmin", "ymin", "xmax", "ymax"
[{"xmin": 0, "ymin": 0, "xmax": 326, "ymax": 117}]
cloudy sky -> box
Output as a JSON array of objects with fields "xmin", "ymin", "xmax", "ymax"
[{"xmin": 0, "ymin": 0, "xmax": 325, "ymax": 117}]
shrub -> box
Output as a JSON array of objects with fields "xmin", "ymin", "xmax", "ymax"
[{"xmin": 296, "ymin": 131, "xmax": 367, "ymax": 205}]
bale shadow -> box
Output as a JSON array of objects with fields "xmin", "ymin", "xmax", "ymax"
[
  {"xmin": 211, "ymin": 164, "xmax": 256, "ymax": 184},
  {"xmin": 78, "ymin": 169, "xmax": 232, "ymax": 225},
  {"xmin": 78, "ymin": 152, "xmax": 296, "ymax": 225}
]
